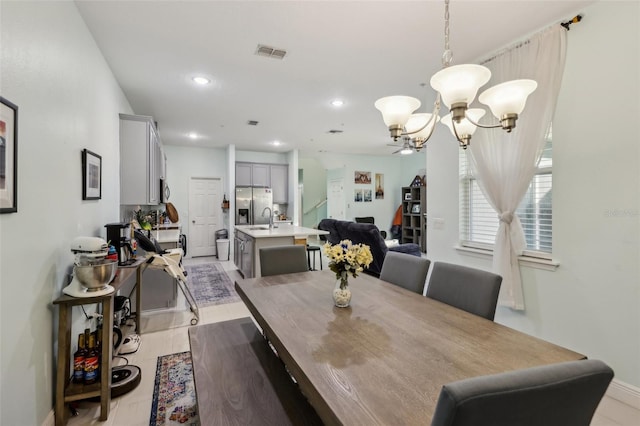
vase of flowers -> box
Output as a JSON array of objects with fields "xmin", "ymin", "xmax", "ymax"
[{"xmin": 323, "ymin": 239, "xmax": 373, "ymax": 308}]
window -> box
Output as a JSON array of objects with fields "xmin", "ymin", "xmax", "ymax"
[{"xmin": 459, "ymin": 128, "xmax": 552, "ymax": 256}]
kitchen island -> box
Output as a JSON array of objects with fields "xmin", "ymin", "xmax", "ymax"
[{"xmin": 234, "ymin": 224, "xmax": 328, "ymax": 278}]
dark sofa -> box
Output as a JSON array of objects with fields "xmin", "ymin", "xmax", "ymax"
[{"xmin": 318, "ymin": 219, "xmax": 422, "ymax": 277}]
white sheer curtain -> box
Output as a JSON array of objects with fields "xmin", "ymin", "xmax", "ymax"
[{"xmin": 467, "ymin": 25, "xmax": 567, "ymax": 310}]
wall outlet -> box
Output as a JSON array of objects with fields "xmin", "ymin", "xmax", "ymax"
[{"xmin": 433, "ymin": 218, "xmax": 445, "ymax": 230}]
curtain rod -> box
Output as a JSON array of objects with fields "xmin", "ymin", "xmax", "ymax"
[{"xmin": 480, "ymin": 14, "xmax": 583, "ymax": 65}]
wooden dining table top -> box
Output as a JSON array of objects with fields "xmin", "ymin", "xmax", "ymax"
[{"xmin": 235, "ymin": 270, "xmax": 585, "ymax": 426}]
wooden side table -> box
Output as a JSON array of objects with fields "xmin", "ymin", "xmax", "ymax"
[{"xmin": 52, "ymin": 262, "xmax": 142, "ymax": 426}]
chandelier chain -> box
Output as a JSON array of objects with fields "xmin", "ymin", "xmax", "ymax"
[{"xmin": 442, "ymin": 0, "xmax": 452, "ymax": 67}]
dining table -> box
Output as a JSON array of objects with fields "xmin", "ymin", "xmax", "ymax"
[{"xmin": 235, "ymin": 270, "xmax": 586, "ymax": 425}]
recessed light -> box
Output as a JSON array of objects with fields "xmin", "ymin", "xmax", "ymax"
[
  {"xmin": 271, "ymin": 140, "xmax": 282, "ymax": 146},
  {"xmin": 188, "ymin": 132, "xmax": 198, "ymax": 139},
  {"xmin": 192, "ymin": 76, "xmax": 210, "ymax": 85},
  {"xmin": 331, "ymin": 99, "xmax": 344, "ymax": 107}
]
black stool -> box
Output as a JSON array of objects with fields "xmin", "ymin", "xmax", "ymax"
[{"xmin": 306, "ymin": 245, "xmax": 322, "ymax": 271}]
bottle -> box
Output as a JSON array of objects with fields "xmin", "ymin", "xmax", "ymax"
[
  {"xmin": 84, "ymin": 334, "xmax": 99, "ymax": 385},
  {"xmin": 94, "ymin": 328, "xmax": 102, "ymax": 366},
  {"xmin": 72, "ymin": 333, "xmax": 86, "ymax": 384}
]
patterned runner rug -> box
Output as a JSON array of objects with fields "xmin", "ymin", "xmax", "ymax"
[
  {"xmin": 150, "ymin": 351, "xmax": 199, "ymax": 426},
  {"xmin": 184, "ymin": 262, "xmax": 240, "ymax": 307}
]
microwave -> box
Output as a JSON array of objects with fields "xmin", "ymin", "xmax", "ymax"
[{"xmin": 160, "ymin": 178, "xmax": 170, "ymax": 203}]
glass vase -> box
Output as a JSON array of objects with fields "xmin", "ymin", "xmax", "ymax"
[{"xmin": 333, "ymin": 276, "xmax": 351, "ymax": 308}]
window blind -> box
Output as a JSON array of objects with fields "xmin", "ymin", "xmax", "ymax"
[{"xmin": 460, "ymin": 133, "xmax": 553, "ymax": 255}]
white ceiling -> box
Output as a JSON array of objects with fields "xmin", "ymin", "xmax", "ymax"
[{"xmin": 76, "ymin": 0, "xmax": 593, "ymax": 156}]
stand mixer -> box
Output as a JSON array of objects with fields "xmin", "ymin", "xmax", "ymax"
[{"xmin": 63, "ymin": 237, "xmax": 117, "ymax": 297}]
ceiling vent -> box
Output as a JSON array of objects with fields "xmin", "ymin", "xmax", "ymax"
[
  {"xmin": 328, "ymin": 129, "xmax": 343, "ymax": 134},
  {"xmin": 247, "ymin": 120, "xmax": 259, "ymax": 126},
  {"xmin": 255, "ymin": 44, "xmax": 287, "ymax": 60}
]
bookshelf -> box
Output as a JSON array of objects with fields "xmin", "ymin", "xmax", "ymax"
[{"xmin": 401, "ymin": 186, "xmax": 426, "ymax": 252}]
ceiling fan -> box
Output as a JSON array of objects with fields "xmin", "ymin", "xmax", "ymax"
[{"xmin": 388, "ymin": 137, "xmax": 425, "ymax": 155}]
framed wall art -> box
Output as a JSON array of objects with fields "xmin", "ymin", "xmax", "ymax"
[
  {"xmin": 375, "ymin": 173, "xmax": 384, "ymax": 199},
  {"xmin": 0, "ymin": 97, "xmax": 18, "ymax": 213},
  {"xmin": 363, "ymin": 189, "xmax": 372, "ymax": 202},
  {"xmin": 82, "ymin": 149, "xmax": 102, "ymax": 200},
  {"xmin": 354, "ymin": 189, "xmax": 363, "ymax": 202},
  {"xmin": 354, "ymin": 171, "xmax": 371, "ymax": 184}
]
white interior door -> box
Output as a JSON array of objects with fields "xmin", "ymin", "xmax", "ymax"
[
  {"xmin": 189, "ymin": 177, "xmax": 222, "ymax": 257},
  {"xmin": 328, "ymin": 179, "xmax": 345, "ymax": 219}
]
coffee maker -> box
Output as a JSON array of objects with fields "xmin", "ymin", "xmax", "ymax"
[{"xmin": 105, "ymin": 222, "xmax": 134, "ymax": 266}]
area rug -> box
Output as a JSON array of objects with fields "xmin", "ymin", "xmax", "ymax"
[
  {"xmin": 150, "ymin": 351, "xmax": 199, "ymax": 426},
  {"xmin": 184, "ymin": 262, "xmax": 240, "ymax": 307}
]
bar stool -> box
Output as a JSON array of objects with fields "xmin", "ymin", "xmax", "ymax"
[{"xmin": 306, "ymin": 244, "xmax": 322, "ymax": 271}]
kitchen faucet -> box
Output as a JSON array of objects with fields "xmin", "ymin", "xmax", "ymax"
[{"xmin": 261, "ymin": 207, "xmax": 276, "ymax": 229}]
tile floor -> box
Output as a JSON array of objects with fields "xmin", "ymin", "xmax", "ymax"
[{"xmin": 65, "ymin": 255, "xmax": 636, "ymax": 426}]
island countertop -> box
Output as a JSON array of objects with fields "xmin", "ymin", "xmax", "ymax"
[{"xmin": 235, "ymin": 224, "xmax": 328, "ymax": 239}]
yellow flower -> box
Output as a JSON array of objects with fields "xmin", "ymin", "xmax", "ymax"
[{"xmin": 323, "ymin": 239, "xmax": 373, "ymax": 281}]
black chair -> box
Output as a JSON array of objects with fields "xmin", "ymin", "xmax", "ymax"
[
  {"xmin": 306, "ymin": 226, "xmax": 327, "ymax": 271},
  {"xmin": 355, "ymin": 216, "xmax": 387, "ymax": 239},
  {"xmin": 306, "ymin": 245, "xmax": 323, "ymax": 271},
  {"xmin": 431, "ymin": 359, "xmax": 614, "ymax": 426},
  {"xmin": 259, "ymin": 245, "xmax": 309, "ymax": 277},
  {"xmin": 379, "ymin": 252, "xmax": 430, "ymax": 294},
  {"xmin": 425, "ymin": 261, "xmax": 502, "ymax": 321}
]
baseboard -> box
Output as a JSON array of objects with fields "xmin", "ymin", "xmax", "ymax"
[
  {"xmin": 607, "ymin": 378, "xmax": 640, "ymax": 410},
  {"xmin": 42, "ymin": 409, "xmax": 55, "ymax": 426}
]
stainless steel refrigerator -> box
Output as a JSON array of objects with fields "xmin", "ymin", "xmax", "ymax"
[{"xmin": 235, "ymin": 187, "xmax": 273, "ymax": 225}]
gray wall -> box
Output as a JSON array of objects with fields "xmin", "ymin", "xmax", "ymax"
[
  {"xmin": 426, "ymin": 1, "xmax": 639, "ymax": 387},
  {"xmin": 0, "ymin": 2, "xmax": 133, "ymax": 424}
]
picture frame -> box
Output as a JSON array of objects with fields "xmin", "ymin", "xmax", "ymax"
[
  {"xmin": 375, "ymin": 173, "xmax": 384, "ymax": 199},
  {"xmin": 404, "ymin": 193, "xmax": 412, "ymax": 201},
  {"xmin": 354, "ymin": 171, "xmax": 371, "ymax": 184},
  {"xmin": 411, "ymin": 203, "xmax": 421, "ymax": 214},
  {"xmin": 354, "ymin": 189, "xmax": 363, "ymax": 202},
  {"xmin": 363, "ymin": 189, "xmax": 372, "ymax": 202},
  {"xmin": 82, "ymin": 149, "xmax": 102, "ymax": 200},
  {"xmin": 410, "ymin": 174, "xmax": 424, "ymax": 187},
  {"xmin": 0, "ymin": 97, "xmax": 18, "ymax": 213}
]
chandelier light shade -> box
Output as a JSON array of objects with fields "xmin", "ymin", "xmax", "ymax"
[
  {"xmin": 405, "ymin": 113, "xmax": 440, "ymax": 141},
  {"xmin": 479, "ymin": 79, "xmax": 538, "ymax": 131},
  {"xmin": 429, "ymin": 64, "xmax": 491, "ymax": 108},
  {"xmin": 374, "ymin": 96, "xmax": 421, "ymax": 140},
  {"xmin": 442, "ymin": 108, "xmax": 486, "ymax": 149},
  {"xmin": 375, "ymin": 0, "xmax": 537, "ymax": 150}
]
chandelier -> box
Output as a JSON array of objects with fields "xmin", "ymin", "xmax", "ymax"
[{"xmin": 375, "ymin": 0, "xmax": 537, "ymax": 150}]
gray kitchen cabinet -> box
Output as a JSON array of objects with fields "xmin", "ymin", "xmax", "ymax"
[
  {"xmin": 236, "ymin": 162, "xmax": 271, "ymax": 187},
  {"xmin": 251, "ymin": 164, "xmax": 270, "ymax": 187},
  {"xmin": 119, "ymin": 114, "xmax": 163, "ymax": 205},
  {"xmin": 270, "ymin": 164, "xmax": 288, "ymax": 203},
  {"xmin": 235, "ymin": 163, "xmax": 252, "ymax": 186}
]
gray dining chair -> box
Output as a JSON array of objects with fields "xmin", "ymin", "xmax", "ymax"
[
  {"xmin": 379, "ymin": 251, "xmax": 430, "ymax": 294},
  {"xmin": 425, "ymin": 261, "xmax": 502, "ymax": 320},
  {"xmin": 259, "ymin": 245, "xmax": 309, "ymax": 276},
  {"xmin": 430, "ymin": 359, "xmax": 614, "ymax": 426}
]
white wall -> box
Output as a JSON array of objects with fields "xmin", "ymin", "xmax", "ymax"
[
  {"xmin": 236, "ymin": 150, "xmax": 288, "ymax": 164},
  {"xmin": 0, "ymin": 2, "xmax": 133, "ymax": 424},
  {"xmin": 299, "ymin": 157, "xmax": 328, "ymax": 228},
  {"xmin": 163, "ymin": 145, "xmax": 229, "ymax": 251},
  {"xmin": 426, "ymin": 1, "xmax": 640, "ymax": 387}
]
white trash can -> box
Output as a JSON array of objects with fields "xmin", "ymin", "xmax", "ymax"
[{"xmin": 216, "ymin": 238, "xmax": 230, "ymax": 261}]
